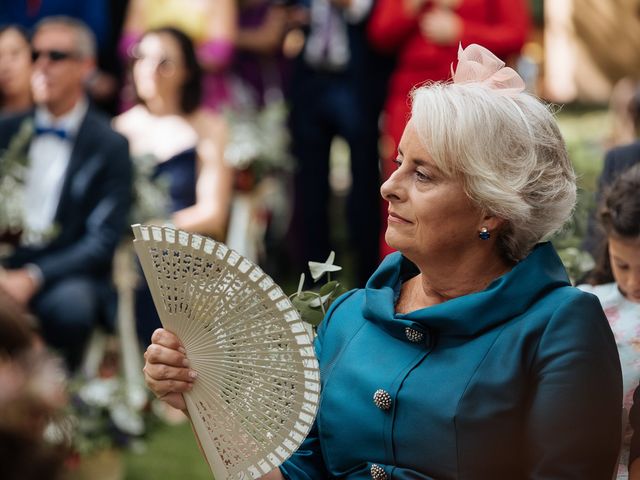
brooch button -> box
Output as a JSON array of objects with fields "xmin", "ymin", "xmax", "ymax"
[
  {"xmin": 371, "ymin": 464, "xmax": 388, "ymax": 480},
  {"xmin": 405, "ymin": 326, "xmax": 424, "ymax": 343},
  {"xmin": 373, "ymin": 389, "xmax": 392, "ymax": 411}
]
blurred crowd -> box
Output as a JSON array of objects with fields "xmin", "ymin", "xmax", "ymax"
[
  {"xmin": 0, "ymin": 0, "xmax": 534, "ymax": 367},
  {"xmin": 1, "ymin": 0, "xmax": 640, "ymax": 479}
]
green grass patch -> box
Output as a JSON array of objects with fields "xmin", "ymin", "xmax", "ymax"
[{"xmin": 124, "ymin": 421, "xmax": 211, "ymax": 480}]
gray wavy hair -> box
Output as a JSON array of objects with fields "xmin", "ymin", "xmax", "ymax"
[
  {"xmin": 34, "ymin": 16, "xmax": 96, "ymax": 59},
  {"xmin": 410, "ymin": 82, "xmax": 576, "ymax": 262}
]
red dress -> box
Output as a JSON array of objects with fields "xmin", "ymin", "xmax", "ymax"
[{"xmin": 368, "ymin": 0, "xmax": 530, "ymax": 256}]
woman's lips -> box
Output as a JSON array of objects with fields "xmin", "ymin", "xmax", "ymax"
[{"xmin": 388, "ymin": 211, "xmax": 411, "ymax": 223}]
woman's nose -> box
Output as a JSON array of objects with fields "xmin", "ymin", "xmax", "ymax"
[{"xmin": 380, "ymin": 170, "xmax": 402, "ymax": 202}]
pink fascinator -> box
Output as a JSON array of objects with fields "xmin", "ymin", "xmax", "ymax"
[{"xmin": 452, "ymin": 43, "xmax": 525, "ymax": 94}]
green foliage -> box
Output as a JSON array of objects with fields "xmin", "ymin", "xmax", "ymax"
[
  {"xmin": 64, "ymin": 377, "xmax": 151, "ymax": 456},
  {"xmin": 0, "ymin": 117, "xmax": 60, "ymax": 244},
  {"xmin": 289, "ymin": 252, "xmax": 349, "ymax": 328},
  {"xmin": 552, "ymin": 108, "xmax": 608, "ymax": 283}
]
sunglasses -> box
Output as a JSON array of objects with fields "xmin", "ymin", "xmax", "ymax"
[{"xmin": 31, "ymin": 49, "xmax": 79, "ymax": 62}]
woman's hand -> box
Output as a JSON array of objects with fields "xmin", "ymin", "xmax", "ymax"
[
  {"xmin": 419, "ymin": 7, "xmax": 462, "ymax": 45},
  {"xmin": 143, "ymin": 328, "xmax": 197, "ymax": 412}
]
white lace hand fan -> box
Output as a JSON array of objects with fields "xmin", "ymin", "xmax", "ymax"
[{"xmin": 132, "ymin": 224, "xmax": 320, "ymax": 479}]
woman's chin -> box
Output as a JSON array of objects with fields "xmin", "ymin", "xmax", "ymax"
[
  {"xmin": 135, "ymin": 84, "xmax": 157, "ymax": 101},
  {"xmin": 384, "ymin": 234, "xmax": 407, "ymax": 256},
  {"xmin": 384, "ymin": 232, "xmax": 399, "ymax": 250}
]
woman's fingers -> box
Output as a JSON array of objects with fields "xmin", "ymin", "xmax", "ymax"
[
  {"xmin": 144, "ymin": 370, "xmax": 194, "ymax": 397},
  {"xmin": 144, "ymin": 342, "xmax": 189, "ymax": 368},
  {"xmin": 151, "ymin": 328, "xmax": 184, "ymax": 351},
  {"xmin": 143, "ymin": 346, "xmax": 197, "ymax": 384},
  {"xmin": 143, "ymin": 359, "xmax": 197, "ymax": 399},
  {"xmin": 144, "ymin": 361, "xmax": 196, "ymax": 383},
  {"xmin": 143, "ymin": 328, "xmax": 197, "ymax": 403}
]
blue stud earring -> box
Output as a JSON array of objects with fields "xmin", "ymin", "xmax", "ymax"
[{"xmin": 478, "ymin": 227, "xmax": 490, "ymax": 240}]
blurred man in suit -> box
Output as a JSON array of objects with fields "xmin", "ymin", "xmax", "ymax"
[
  {"xmin": 289, "ymin": 0, "xmax": 393, "ymax": 287},
  {"xmin": 0, "ymin": 16, "xmax": 132, "ymax": 371}
]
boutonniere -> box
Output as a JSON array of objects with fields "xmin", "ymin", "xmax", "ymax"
[
  {"xmin": 0, "ymin": 117, "xmax": 60, "ymax": 248},
  {"xmin": 290, "ymin": 251, "xmax": 349, "ymax": 331}
]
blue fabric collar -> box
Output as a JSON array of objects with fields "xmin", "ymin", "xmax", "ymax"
[{"xmin": 363, "ymin": 242, "xmax": 570, "ymax": 338}]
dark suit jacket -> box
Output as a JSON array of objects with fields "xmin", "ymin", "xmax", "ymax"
[
  {"xmin": 582, "ymin": 140, "xmax": 640, "ymax": 256},
  {"xmin": 0, "ymin": 107, "xmax": 133, "ymax": 286},
  {"xmin": 291, "ymin": 0, "xmax": 395, "ymax": 113}
]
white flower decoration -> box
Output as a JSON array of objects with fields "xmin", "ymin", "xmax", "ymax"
[{"xmin": 308, "ymin": 251, "xmax": 342, "ymax": 281}]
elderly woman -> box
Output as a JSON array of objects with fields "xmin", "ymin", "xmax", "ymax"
[{"xmin": 143, "ymin": 44, "xmax": 622, "ymax": 479}]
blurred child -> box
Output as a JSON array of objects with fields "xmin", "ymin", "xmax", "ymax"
[{"xmin": 579, "ymin": 163, "xmax": 640, "ymax": 480}]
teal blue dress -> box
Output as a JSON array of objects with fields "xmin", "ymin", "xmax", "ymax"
[{"xmin": 281, "ymin": 243, "xmax": 622, "ymax": 479}]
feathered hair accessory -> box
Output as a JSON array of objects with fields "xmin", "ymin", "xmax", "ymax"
[{"xmin": 451, "ymin": 43, "xmax": 525, "ymax": 95}]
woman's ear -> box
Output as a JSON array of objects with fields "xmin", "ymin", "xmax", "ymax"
[{"xmin": 479, "ymin": 214, "xmax": 506, "ymax": 234}]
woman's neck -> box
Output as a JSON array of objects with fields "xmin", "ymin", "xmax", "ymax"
[
  {"xmin": 406, "ymin": 250, "xmax": 513, "ymax": 309},
  {"xmin": 144, "ymin": 94, "xmax": 182, "ymax": 117}
]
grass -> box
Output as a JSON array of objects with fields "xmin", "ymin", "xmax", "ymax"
[{"xmin": 124, "ymin": 421, "xmax": 211, "ymax": 480}]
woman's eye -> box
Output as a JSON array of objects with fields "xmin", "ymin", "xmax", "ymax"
[
  {"xmin": 393, "ymin": 158, "xmax": 402, "ymax": 169},
  {"xmin": 416, "ymin": 170, "xmax": 430, "ymax": 182},
  {"xmin": 615, "ymin": 263, "xmax": 629, "ymax": 271}
]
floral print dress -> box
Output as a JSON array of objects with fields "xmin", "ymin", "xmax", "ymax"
[{"xmin": 579, "ymin": 282, "xmax": 640, "ymax": 479}]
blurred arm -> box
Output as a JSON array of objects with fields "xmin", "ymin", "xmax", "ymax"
[
  {"xmin": 457, "ymin": 0, "xmax": 529, "ymax": 56},
  {"xmin": 118, "ymin": 0, "xmax": 145, "ymax": 60},
  {"xmin": 235, "ymin": 4, "xmax": 290, "ymax": 55},
  {"xmin": 197, "ymin": 0, "xmax": 238, "ymax": 71},
  {"xmin": 172, "ymin": 113, "xmax": 233, "ymax": 240},
  {"xmin": 368, "ymin": 0, "xmax": 423, "ymax": 53}
]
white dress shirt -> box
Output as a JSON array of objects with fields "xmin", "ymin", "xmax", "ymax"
[
  {"xmin": 304, "ymin": 0, "xmax": 373, "ymax": 70},
  {"xmin": 22, "ymin": 98, "xmax": 88, "ymax": 246}
]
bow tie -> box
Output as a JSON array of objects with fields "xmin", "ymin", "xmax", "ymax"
[{"xmin": 34, "ymin": 125, "xmax": 71, "ymax": 140}]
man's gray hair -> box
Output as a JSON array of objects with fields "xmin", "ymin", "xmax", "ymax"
[{"xmin": 33, "ymin": 16, "xmax": 97, "ymax": 59}]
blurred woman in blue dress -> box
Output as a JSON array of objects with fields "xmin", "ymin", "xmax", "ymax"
[{"xmin": 114, "ymin": 27, "xmax": 233, "ymax": 346}]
